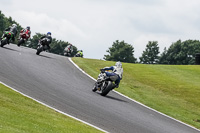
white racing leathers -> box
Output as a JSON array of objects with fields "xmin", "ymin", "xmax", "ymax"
[{"xmin": 112, "ymin": 66, "xmax": 123, "ymax": 79}]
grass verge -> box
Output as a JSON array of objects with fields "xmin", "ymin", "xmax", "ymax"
[
  {"xmin": 72, "ymin": 57, "xmax": 200, "ymax": 129},
  {"xmin": 0, "ymin": 83, "xmax": 103, "ymax": 133}
]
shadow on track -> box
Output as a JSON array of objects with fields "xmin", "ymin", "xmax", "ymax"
[
  {"xmin": 105, "ymin": 95, "xmax": 128, "ymax": 103},
  {"xmin": 1, "ymin": 46, "xmax": 19, "ymax": 52},
  {"xmin": 38, "ymin": 54, "xmax": 54, "ymax": 59}
]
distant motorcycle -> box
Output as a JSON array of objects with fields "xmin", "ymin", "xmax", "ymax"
[
  {"xmin": 64, "ymin": 47, "xmax": 72, "ymax": 56},
  {"xmin": 92, "ymin": 69, "xmax": 115, "ymax": 96},
  {"xmin": 75, "ymin": 52, "xmax": 83, "ymax": 57},
  {"xmin": 0, "ymin": 31, "xmax": 14, "ymax": 47},
  {"xmin": 17, "ymin": 31, "xmax": 30, "ymax": 47},
  {"xmin": 36, "ymin": 38, "xmax": 50, "ymax": 55}
]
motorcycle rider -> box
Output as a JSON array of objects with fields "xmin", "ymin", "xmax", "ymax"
[
  {"xmin": 64, "ymin": 43, "xmax": 73, "ymax": 55},
  {"xmin": 17, "ymin": 26, "xmax": 31, "ymax": 46},
  {"xmin": 76, "ymin": 50, "xmax": 83, "ymax": 57},
  {"xmin": 1, "ymin": 24, "xmax": 18, "ymax": 44},
  {"xmin": 100, "ymin": 61, "xmax": 123, "ymax": 88},
  {"xmin": 18, "ymin": 26, "xmax": 31, "ymax": 40},
  {"xmin": 39, "ymin": 32, "xmax": 52, "ymax": 50}
]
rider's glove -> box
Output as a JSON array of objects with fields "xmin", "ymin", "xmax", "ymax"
[{"xmin": 100, "ymin": 68, "xmax": 104, "ymax": 71}]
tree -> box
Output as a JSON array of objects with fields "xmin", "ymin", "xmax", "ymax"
[
  {"xmin": 0, "ymin": 11, "xmax": 5, "ymax": 35},
  {"xmin": 104, "ymin": 40, "xmax": 137, "ymax": 63},
  {"xmin": 139, "ymin": 41, "xmax": 160, "ymax": 64},
  {"xmin": 159, "ymin": 40, "xmax": 200, "ymax": 65},
  {"xmin": 159, "ymin": 47, "xmax": 168, "ymax": 64}
]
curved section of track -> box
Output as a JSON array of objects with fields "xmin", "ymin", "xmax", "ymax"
[{"xmin": 0, "ymin": 44, "xmax": 199, "ymax": 133}]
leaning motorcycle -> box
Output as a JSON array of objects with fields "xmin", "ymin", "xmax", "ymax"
[
  {"xmin": 92, "ymin": 69, "xmax": 115, "ymax": 96},
  {"xmin": 64, "ymin": 47, "xmax": 72, "ymax": 56},
  {"xmin": 0, "ymin": 31, "xmax": 13, "ymax": 47},
  {"xmin": 17, "ymin": 31, "xmax": 30, "ymax": 47},
  {"xmin": 36, "ymin": 38, "xmax": 50, "ymax": 55},
  {"xmin": 75, "ymin": 52, "xmax": 83, "ymax": 57}
]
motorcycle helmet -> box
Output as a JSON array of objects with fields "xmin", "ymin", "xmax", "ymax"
[
  {"xmin": 115, "ymin": 61, "xmax": 122, "ymax": 68},
  {"xmin": 27, "ymin": 26, "xmax": 30, "ymax": 30},
  {"xmin": 47, "ymin": 32, "xmax": 51, "ymax": 36},
  {"xmin": 12, "ymin": 24, "xmax": 17, "ymax": 28}
]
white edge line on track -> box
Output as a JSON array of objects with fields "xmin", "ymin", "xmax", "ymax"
[
  {"xmin": 69, "ymin": 57, "xmax": 200, "ymax": 132},
  {"xmin": 0, "ymin": 81, "xmax": 108, "ymax": 133}
]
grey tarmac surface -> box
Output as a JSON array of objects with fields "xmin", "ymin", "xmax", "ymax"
[{"xmin": 0, "ymin": 44, "xmax": 199, "ymax": 133}]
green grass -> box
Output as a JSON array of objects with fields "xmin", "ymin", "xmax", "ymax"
[
  {"xmin": 0, "ymin": 83, "xmax": 103, "ymax": 133},
  {"xmin": 72, "ymin": 57, "xmax": 200, "ymax": 129}
]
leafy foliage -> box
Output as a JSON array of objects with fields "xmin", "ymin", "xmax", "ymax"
[
  {"xmin": 159, "ymin": 40, "xmax": 200, "ymax": 64},
  {"xmin": 139, "ymin": 41, "xmax": 160, "ymax": 64},
  {"xmin": 104, "ymin": 40, "xmax": 137, "ymax": 63}
]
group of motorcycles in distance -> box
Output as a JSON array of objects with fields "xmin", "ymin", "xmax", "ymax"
[{"xmin": 0, "ymin": 30, "xmax": 83, "ymax": 58}]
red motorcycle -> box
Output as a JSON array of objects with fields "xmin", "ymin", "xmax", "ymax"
[{"xmin": 17, "ymin": 30, "xmax": 30, "ymax": 47}]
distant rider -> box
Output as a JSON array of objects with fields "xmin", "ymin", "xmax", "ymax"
[
  {"xmin": 39, "ymin": 32, "xmax": 52, "ymax": 50},
  {"xmin": 1, "ymin": 24, "xmax": 18, "ymax": 44},
  {"xmin": 64, "ymin": 43, "xmax": 73, "ymax": 55},
  {"xmin": 100, "ymin": 61, "xmax": 123, "ymax": 88},
  {"xmin": 18, "ymin": 26, "xmax": 31, "ymax": 40},
  {"xmin": 76, "ymin": 50, "xmax": 83, "ymax": 57}
]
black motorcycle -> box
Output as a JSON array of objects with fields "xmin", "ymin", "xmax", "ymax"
[
  {"xmin": 36, "ymin": 38, "xmax": 50, "ymax": 55},
  {"xmin": 92, "ymin": 69, "xmax": 115, "ymax": 96}
]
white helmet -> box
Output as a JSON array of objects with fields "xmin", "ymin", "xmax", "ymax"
[
  {"xmin": 12, "ymin": 24, "xmax": 17, "ymax": 28},
  {"xmin": 115, "ymin": 61, "xmax": 122, "ymax": 68}
]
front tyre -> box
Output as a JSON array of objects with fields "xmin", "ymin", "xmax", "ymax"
[
  {"xmin": 36, "ymin": 47, "xmax": 43, "ymax": 55},
  {"xmin": 100, "ymin": 81, "xmax": 113, "ymax": 96},
  {"xmin": 17, "ymin": 39, "xmax": 24, "ymax": 47},
  {"xmin": 92, "ymin": 85, "xmax": 97, "ymax": 92},
  {"xmin": 1, "ymin": 39, "xmax": 7, "ymax": 47}
]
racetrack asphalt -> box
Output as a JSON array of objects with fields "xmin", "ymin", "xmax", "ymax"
[{"xmin": 0, "ymin": 44, "xmax": 199, "ymax": 133}]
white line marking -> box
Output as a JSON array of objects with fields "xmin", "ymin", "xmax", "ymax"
[
  {"xmin": 0, "ymin": 81, "xmax": 108, "ymax": 133},
  {"xmin": 69, "ymin": 57, "xmax": 200, "ymax": 132}
]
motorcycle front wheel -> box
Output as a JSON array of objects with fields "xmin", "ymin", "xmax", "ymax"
[
  {"xmin": 1, "ymin": 38, "xmax": 7, "ymax": 47},
  {"xmin": 17, "ymin": 39, "xmax": 24, "ymax": 47},
  {"xmin": 92, "ymin": 83, "xmax": 98, "ymax": 92},
  {"xmin": 36, "ymin": 47, "xmax": 43, "ymax": 55},
  {"xmin": 100, "ymin": 81, "xmax": 113, "ymax": 96}
]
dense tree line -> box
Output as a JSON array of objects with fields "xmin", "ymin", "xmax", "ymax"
[
  {"xmin": 159, "ymin": 40, "xmax": 200, "ymax": 65},
  {"xmin": 104, "ymin": 40, "xmax": 200, "ymax": 65}
]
